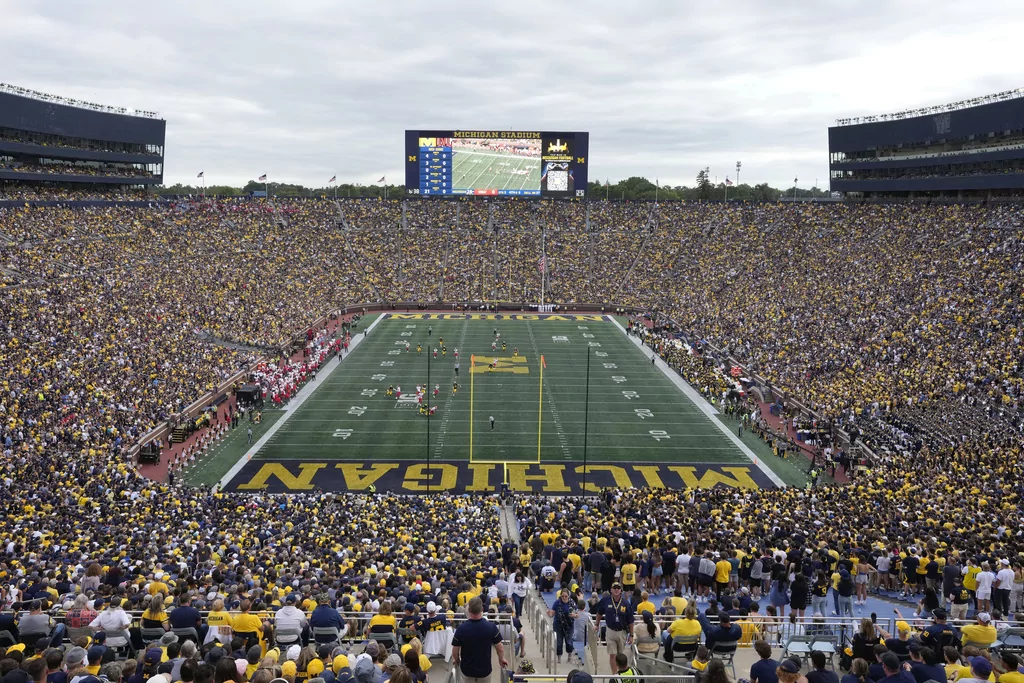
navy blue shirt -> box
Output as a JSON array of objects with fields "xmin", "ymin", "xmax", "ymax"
[
  {"xmin": 310, "ymin": 604, "xmax": 345, "ymax": 630},
  {"xmin": 596, "ymin": 596, "xmax": 633, "ymax": 631},
  {"xmin": 909, "ymin": 662, "xmax": 946, "ymax": 683},
  {"xmin": 750, "ymin": 658, "xmax": 780, "ymax": 683},
  {"xmin": 169, "ymin": 605, "xmax": 202, "ymax": 629},
  {"xmin": 807, "ymin": 670, "xmax": 840, "ymax": 683},
  {"xmin": 452, "ymin": 617, "xmax": 502, "ymax": 678}
]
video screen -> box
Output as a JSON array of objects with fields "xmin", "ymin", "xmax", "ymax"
[{"xmin": 405, "ymin": 131, "xmax": 589, "ymax": 198}]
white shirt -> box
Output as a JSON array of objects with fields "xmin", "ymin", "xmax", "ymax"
[
  {"xmin": 975, "ymin": 571, "xmax": 995, "ymax": 592},
  {"xmin": 510, "ymin": 577, "xmax": 532, "ymax": 597},
  {"xmin": 996, "ymin": 568, "xmax": 1015, "ymax": 588},
  {"xmin": 677, "ymin": 554, "xmax": 691, "ymax": 573},
  {"xmin": 90, "ymin": 607, "xmax": 131, "ymax": 632}
]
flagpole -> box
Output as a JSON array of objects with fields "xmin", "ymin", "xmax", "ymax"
[
  {"xmin": 725, "ymin": 177, "xmax": 728, "ymax": 202},
  {"xmin": 655, "ymin": 178, "xmax": 659, "ymax": 203},
  {"xmin": 202, "ymin": 175, "xmax": 205, "ymax": 199}
]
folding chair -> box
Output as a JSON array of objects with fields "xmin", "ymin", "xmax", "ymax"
[
  {"xmin": 998, "ymin": 627, "xmax": 1024, "ymax": 652},
  {"xmin": 783, "ymin": 634, "xmax": 813, "ymax": 666},
  {"xmin": 140, "ymin": 627, "xmax": 168, "ymax": 645},
  {"xmin": 369, "ymin": 631, "xmax": 397, "ymax": 653},
  {"xmin": 671, "ymin": 634, "xmax": 700, "ymax": 661},
  {"xmin": 312, "ymin": 626, "xmax": 341, "ymax": 646},
  {"xmin": 275, "ymin": 626, "xmax": 303, "ymax": 648},
  {"xmin": 19, "ymin": 631, "xmax": 49, "ymax": 647},
  {"xmin": 811, "ymin": 634, "xmax": 840, "ymax": 669},
  {"xmin": 711, "ymin": 639, "xmax": 739, "ymax": 678},
  {"xmin": 235, "ymin": 631, "xmax": 262, "ymax": 651},
  {"xmin": 172, "ymin": 627, "xmax": 200, "ymax": 645},
  {"xmin": 632, "ymin": 641, "xmax": 662, "ymax": 675},
  {"xmin": 106, "ymin": 629, "xmax": 134, "ymax": 659}
]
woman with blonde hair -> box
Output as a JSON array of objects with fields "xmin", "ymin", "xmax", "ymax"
[
  {"xmin": 366, "ymin": 600, "xmax": 398, "ymax": 650},
  {"xmin": 205, "ymin": 598, "xmax": 234, "ymax": 645},
  {"xmin": 142, "ymin": 594, "xmax": 170, "ymax": 632}
]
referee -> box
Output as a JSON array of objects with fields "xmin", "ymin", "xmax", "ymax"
[{"xmin": 490, "ymin": 415, "xmax": 495, "ymax": 430}]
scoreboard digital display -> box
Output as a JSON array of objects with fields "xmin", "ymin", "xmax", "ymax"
[{"xmin": 405, "ymin": 130, "xmax": 589, "ymax": 198}]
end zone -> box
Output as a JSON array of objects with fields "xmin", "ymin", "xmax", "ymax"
[{"xmin": 222, "ymin": 459, "xmax": 778, "ymax": 494}]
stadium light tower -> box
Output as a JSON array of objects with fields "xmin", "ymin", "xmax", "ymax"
[
  {"xmin": 736, "ymin": 161, "xmax": 741, "ymax": 188},
  {"xmin": 793, "ymin": 177, "xmax": 798, "ymax": 201}
]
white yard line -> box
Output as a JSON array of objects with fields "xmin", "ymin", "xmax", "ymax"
[
  {"xmin": 608, "ymin": 316, "xmax": 787, "ymax": 488},
  {"xmin": 216, "ymin": 314, "xmax": 387, "ymax": 489}
]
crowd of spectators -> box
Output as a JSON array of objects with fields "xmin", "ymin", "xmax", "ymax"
[
  {"xmin": 0, "ymin": 196, "xmax": 1022, "ymax": 681},
  {"xmin": 0, "ymin": 129, "xmax": 160, "ymax": 156},
  {"xmin": 0, "ymin": 160, "xmax": 154, "ymax": 178}
]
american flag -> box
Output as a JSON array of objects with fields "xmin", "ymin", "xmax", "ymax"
[
  {"xmin": 329, "ymin": 176, "xmax": 336, "ymax": 183},
  {"xmin": 258, "ymin": 174, "xmax": 267, "ymax": 182},
  {"xmin": 725, "ymin": 177, "xmax": 733, "ymax": 186},
  {"xmin": 538, "ymin": 256, "xmax": 546, "ymax": 274}
]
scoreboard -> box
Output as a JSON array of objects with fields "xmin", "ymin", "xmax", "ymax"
[
  {"xmin": 419, "ymin": 145, "xmax": 453, "ymax": 194},
  {"xmin": 405, "ymin": 130, "xmax": 589, "ymax": 198}
]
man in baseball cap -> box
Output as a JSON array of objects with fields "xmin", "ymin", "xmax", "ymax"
[{"xmin": 961, "ymin": 613, "xmax": 997, "ymax": 648}]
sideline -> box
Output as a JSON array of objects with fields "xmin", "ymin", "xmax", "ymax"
[
  {"xmin": 217, "ymin": 314, "xmax": 386, "ymax": 489},
  {"xmin": 607, "ymin": 316, "xmax": 787, "ymax": 488}
]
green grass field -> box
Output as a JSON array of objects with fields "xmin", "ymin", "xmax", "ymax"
[
  {"xmin": 452, "ymin": 149, "xmax": 540, "ymax": 193},
  {"xmin": 205, "ymin": 314, "xmax": 809, "ymax": 494}
]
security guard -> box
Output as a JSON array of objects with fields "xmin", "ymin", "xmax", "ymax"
[{"xmin": 593, "ymin": 582, "xmax": 633, "ymax": 673}]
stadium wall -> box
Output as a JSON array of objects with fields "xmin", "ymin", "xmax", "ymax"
[
  {"xmin": 828, "ymin": 97, "xmax": 1024, "ymax": 152},
  {"xmin": 0, "ymin": 91, "xmax": 166, "ymax": 146}
]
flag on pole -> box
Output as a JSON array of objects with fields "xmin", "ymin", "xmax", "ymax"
[
  {"xmin": 377, "ymin": 175, "xmax": 386, "ymax": 183},
  {"xmin": 329, "ymin": 176, "xmax": 336, "ymax": 183},
  {"xmin": 258, "ymin": 174, "xmax": 267, "ymax": 182},
  {"xmin": 196, "ymin": 171, "xmax": 204, "ymax": 179},
  {"xmin": 725, "ymin": 177, "xmax": 733, "ymax": 186},
  {"xmin": 538, "ymin": 256, "xmax": 546, "ymax": 274},
  {"xmin": 604, "ymin": 179, "xmax": 610, "ymax": 187},
  {"xmin": 541, "ymin": 355, "xmax": 547, "ymax": 370}
]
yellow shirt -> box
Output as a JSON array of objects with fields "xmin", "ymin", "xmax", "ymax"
[
  {"xmin": 964, "ymin": 566, "xmax": 980, "ymax": 591},
  {"xmin": 960, "ymin": 623, "xmax": 997, "ymax": 646},
  {"xmin": 946, "ymin": 664, "xmax": 971, "ymax": 680},
  {"xmin": 369, "ymin": 614, "xmax": 397, "ymax": 632},
  {"xmin": 621, "ymin": 563, "xmax": 637, "ymax": 585},
  {"xmin": 233, "ymin": 613, "xmax": 264, "ymax": 637},
  {"xmin": 670, "ymin": 596, "xmax": 688, "ymax": 614},
  {"xmin": 635, "ymin": 600, "xmax": 656, "ymax": 616},
  {"xmin": 739, "ymin": 619, "xmax": 761, "ymax": 644},
  {"xmin": 667, "ymin": 618, "xmax": 703, "ymax": 639},
  {"xmin": 715, "ymin": 560, "xmax": 732, "ymax": 584},
  {"xmin": 999, "ymin": 672, "xmax": 1024, "ymax": 683},
  {"xmin": 207, "ymin": 610, "xmax": 233, "ymax": 630}
]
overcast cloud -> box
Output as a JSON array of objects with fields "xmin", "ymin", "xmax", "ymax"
[{"xmin": 2, "ymin": 0, "xmax": 1022, "ymax": 190}]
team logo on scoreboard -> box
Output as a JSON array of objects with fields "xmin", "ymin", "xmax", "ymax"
[{"xmin": 547, "ymin": 139, "xmax": 568, "ymax": 153}]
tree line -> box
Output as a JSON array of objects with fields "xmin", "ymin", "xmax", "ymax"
[{"xmin": 155, "ymin": 174, "xmax": 832, "ymax": 201}]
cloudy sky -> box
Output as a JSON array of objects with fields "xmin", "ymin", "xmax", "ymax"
[{"xmin": 3, "ymin": 0, "xmax": 1022, "ymax": 190}]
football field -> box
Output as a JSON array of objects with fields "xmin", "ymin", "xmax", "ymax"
[
  {"xmin": 217, "ymin": 313, "xmax": 799, "ymax": 494},
  {"xmin": 452, "ymin": 149, "xmax": 540, "ymax": 193}
]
